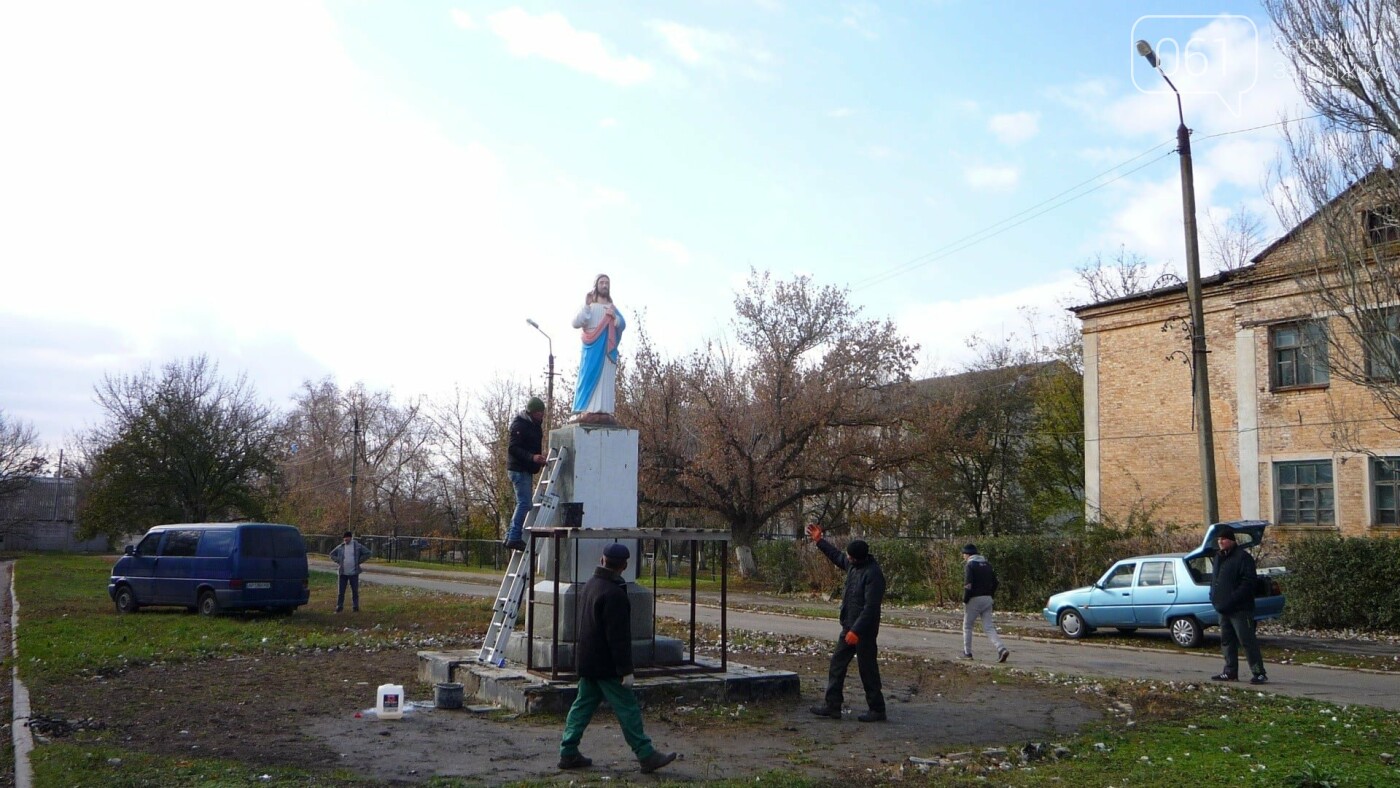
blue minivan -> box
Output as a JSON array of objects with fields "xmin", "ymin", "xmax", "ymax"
[{"xmin": 109, "ymin": 523, "xmax": 310, "ymax": 615}]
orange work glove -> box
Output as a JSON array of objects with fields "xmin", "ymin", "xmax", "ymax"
[
  {"xmin": 805, "ymin": 523, "xmax": 824, "ymax": 542},
  {"xmin": 844, "ymin": 631, "xmax": 859, "ymax": 646}
]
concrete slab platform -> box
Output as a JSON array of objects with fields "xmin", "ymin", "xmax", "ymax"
[{"xmin": 417, "ymin": 650, "xmax": 799, "ymax": 715}]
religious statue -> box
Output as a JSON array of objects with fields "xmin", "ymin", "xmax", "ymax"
[{"xmin": 571, "ymin": 273, "xmax": 625, "ymax": 422}]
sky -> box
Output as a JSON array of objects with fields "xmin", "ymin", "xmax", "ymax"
[{"xmin": 0, "ymin": 1, "xmax": 1309, "ymax": 451}]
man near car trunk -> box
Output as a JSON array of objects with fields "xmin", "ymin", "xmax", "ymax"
[{"xmin": 1209, "ymin": 525, "xmax": 1268, "ymax": 684}]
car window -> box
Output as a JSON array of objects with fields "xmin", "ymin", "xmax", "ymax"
[
  {"xmin": 1140, "ymin": 561, "xmax": 1175, "ymax": 587},
  {"xmin": 160, "ymin": 530, "xmax": 201, "ymax": 557},
  {"xmin": 134, "ymin": 532, "xmax": 161, "ymax": 556},
  {"xmin": 1103, "ymin": 563, "xmax": 1136, "ymax": 589},
  {"xmin": 197, "ymin": 529, "xmax": 236, "ymax": 557},
  {"xmin": 241, "ymin": 527, "xmax": 306, "ymax": 558},
  {"xmin": 1186, "ymin": 555, "xmax": 1213, "ymax": 584}
]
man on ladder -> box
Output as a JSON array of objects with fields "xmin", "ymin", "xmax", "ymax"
[{"xmin": 504, "ymin": 396, "xmax": 547, "ymax": 552}]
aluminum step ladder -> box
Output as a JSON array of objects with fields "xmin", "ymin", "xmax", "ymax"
[{"xmin": 478, "ymin": 445, "xmax": 568, "ymax": 666}]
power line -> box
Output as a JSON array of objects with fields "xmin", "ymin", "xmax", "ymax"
[
  {"xmin": 852, "ymin": 139, "xmax": 1177, "ymax": 292},
  {"xmin": 852, "ymin": 113, "xmax": 1328, "ymax": 292}
]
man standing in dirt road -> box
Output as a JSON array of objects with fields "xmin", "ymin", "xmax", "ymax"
[
  {"xmin": 558, "ymin": 543, "xmax": 678, "ymax": 774},
  {"xmin": 961, "ymin": 543, "xmax": 1009, "ymax": 663},
  {"xmin": 805, "ymin": 523, "xmax": 887, "ymax": 722},
  {"xmin": 1210, "ymin": 524, "xmax": 1268, "ymax": 685}
]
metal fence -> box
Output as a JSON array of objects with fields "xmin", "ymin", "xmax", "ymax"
[{"xmin": 303, "ymin": 533, "xmax": 728, "ymax": 579}]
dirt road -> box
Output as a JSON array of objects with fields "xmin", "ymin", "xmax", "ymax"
[{"xmin": 325, "ymin": 562, "xmax": 1400, "ymax": 711}]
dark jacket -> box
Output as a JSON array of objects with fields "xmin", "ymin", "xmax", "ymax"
[
  {"xmin": 506, "ymin": 412, "xmax": 544, "ymax": 474},
  {"xmin": 1210, "ymin": 544, "xmax": 1257, "ymax": 615},
  {"xmin": 963, "ymin": 554, "xmax": 999, "ymax": 602},
  {"xmin": 816, "ymin": 539, "xmax": 885, "ymax": 638},
  {"xmin": 576, "ymin": 566, "xmax": 634, "ymax": 678}
]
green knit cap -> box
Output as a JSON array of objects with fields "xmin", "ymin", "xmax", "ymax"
[{"xmin": 527, "ymin": 397, "xmax": 546, "ymax": 414}]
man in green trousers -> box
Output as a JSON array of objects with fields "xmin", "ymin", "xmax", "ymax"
[{"xmin": 558, "ymin": 542, "xmax": 677, "ymax": 773}]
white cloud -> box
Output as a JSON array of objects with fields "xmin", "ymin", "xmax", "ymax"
[
  {"xmin": 648, "ymin": 20, "xmax": 774, "ymax": 79},
  {"xmin": 899, "ymin": 273, "xmax": 1082, "ymax": 371},
  {"xmin": 840, "ymin": 3, "xmax": 880, "ymax": 40},
  {"xmin": 0, "ymin": 1, "xmax": 587, "ymax": 443},
  {"xmin": 487, "ymin": 7, "xmax": 653, "ymax": 86},
  {"xmin": 648, "ymin": 237, "xmax": 692, "ymax": 268},
  {"xmin": 449, "ymin": 9, "xmax": 476, "ymax": 30},
  {"xmin": 988, "ymin": 111, "xmax": 1040, "ymax": 146},
  {"xmin": 965, "ymin": 165, "xmax": 1020, "ymax": 191}
]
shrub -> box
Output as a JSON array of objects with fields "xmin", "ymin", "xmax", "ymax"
[
  {"xmin": 1282, "ymin": 535, "xmax": 1400, "ymax": 630},
  {"xmin": 868, "ymin": 539, "xmax": 929, "ymax": 601},
  {"xmin": 752, "ymin": 539, "xmax": 803, "ymax": 593}
]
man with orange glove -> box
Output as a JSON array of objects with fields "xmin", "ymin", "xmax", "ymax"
[{"xmin": 805, "ymin": 523, "xmax": 887, "ymax": 722}]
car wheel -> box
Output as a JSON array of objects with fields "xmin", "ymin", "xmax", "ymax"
[
  {"xmin": 1115, "ymin": 627, "xmax": 1138, "ymax": 635},
  {"xmin": 113, "ymin": 585, "xmax": 140, "ymax": 614},
  {"xmin": 198, "ymin": 590, "xmax": 221, "ymax": 617},
  {"xmin": 1058, "ymin": 608, "xmax": 1090, "ymax": 639},
  {"xmin": 1169, "ymin": 616, "xmax": 1203, "ymax": 648}
]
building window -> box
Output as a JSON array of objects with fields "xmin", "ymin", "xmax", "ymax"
[
  {"xmin": 1373, "ymin": 457, "xmax": 1400, "ymax": 525},
  {"xmin": 1365, "ymin": 206, "xmax": 1400, "ymax": 246},
  {"xmin": 1271, "ymin": 321, "xmax": 1329, "ymax": 388},
  {"xmin": 1363, "ymin": 307, "xmax": 1400, "ymax": 382},
  {"xmin": 1275, "ymin": 460, "xmax": 1335, "ymax": 525}
]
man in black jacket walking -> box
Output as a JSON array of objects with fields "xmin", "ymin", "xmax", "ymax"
[
  {"xmin": 805, "ymin": 523, "xmax": 887, "ymax": 722},
  {"xmin": 558, "ymin": 543, "xmax": 677, "ymax": 773},
  {"xmin": 504, "ymin": 397, "xmax": 547, "ymax": 551},
  {"xmin": 1209, "ymin": 525, "xmax": 1268, "ymax": 684}
]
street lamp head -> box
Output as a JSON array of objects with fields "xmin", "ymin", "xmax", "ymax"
[
  {"xmin": 526, "ymin": 318, "xmax": 540, "ymax": 329},
  {"xmin": 1135, "ymin": 39, "xmax": 1159, "ymax": 68}
]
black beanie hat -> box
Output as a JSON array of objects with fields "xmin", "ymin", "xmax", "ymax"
[
  {"xmin": 962, "ymin": 543, "xmax": 979, "ymax": 555},
  {"xmin": 846, "ymin": 539, "xmax": 870, "ymax": 560},
  {"xmin": 1217, "ymin": 525, "xmax": 1236, "ymax": 540}
]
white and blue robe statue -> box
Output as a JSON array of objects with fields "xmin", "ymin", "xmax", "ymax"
[{"xmin": 571, "ymin": 302, "xmax": 626, "ymax": 415}]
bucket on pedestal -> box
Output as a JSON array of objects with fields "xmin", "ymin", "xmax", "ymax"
[
  {"xmin": 376, "ymin": 683, "xmax": 405, "ymax": 719},
  {"xmin": 562, "ymin": 502, "xmax": 585, "ymax": 528},
  {"xmin": 435, "ymin": 682, "xmax": 464, "ymax": 710}
]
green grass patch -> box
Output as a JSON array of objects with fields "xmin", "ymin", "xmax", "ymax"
[
  {"xmin": 891, "ymin": 681, "xmax": 1400, "ymax": 787},
  {"xmin": 31, "ymin": 742, "xmax": 364, "ymax": 787},
  {"xmin": 15, "ymin": 555, "xmax": 491, "ymax": 686}
]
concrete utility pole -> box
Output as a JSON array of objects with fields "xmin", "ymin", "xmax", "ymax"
[
  {"xmin": 349, "ymin": 412, "xmax": 360, "ymax": 533},
  {"xmin": 1136, "ymin": 40, "xmax": 1220, "ymax": 526},
  {"xmin": 527, "ymin": 318, "xmax": 557, "ymax": 432}
]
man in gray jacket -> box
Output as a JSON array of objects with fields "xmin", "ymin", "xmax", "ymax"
[
  {"xmin": 962, "ymin": 544, "xmax": 1009, "ymax": 663},
  {"xmin": 329, "ymin": 531, "xmax": 371, "ymax": 613}
]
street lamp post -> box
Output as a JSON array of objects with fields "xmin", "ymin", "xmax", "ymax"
[
  {"xmin": 526, "ymin": 318, "xmax": 557, "ymax": 431},
  {"xmin": 1136, "ymin": 39, "xmax": 1219, "ymax": 526}
]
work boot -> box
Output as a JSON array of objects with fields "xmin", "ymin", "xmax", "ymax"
[
  {"xmin": 503, "ymin": 540, "xmax": 526, "ymax": 552},
  {"xmin": 639, "ymin": 751, "xmax": 677, "ymax": 773},
  {"xmin": 857, "ymin": 710, "xmax": 887, "ymax": 722},
  {"xmin": 808, "ymin": 705, "xmax": 841, "ymax": 719},
  {"xmin": 558, "ymin": 753, "xmax": 592, "ymax": 769}
]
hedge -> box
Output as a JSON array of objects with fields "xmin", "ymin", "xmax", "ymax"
[{"xmin": 1281, "ymin": 535, "xmax": 1400, "ymax": 630}]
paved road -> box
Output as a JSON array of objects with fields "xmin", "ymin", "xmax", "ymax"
[{"xmin": 316, "ymin": 562, "xmax": 1400, "ymax": 711}]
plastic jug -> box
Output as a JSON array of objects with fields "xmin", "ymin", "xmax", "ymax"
[{"xmin": 376, "ymin": 683, "xmax": 405, "ymax": 719}]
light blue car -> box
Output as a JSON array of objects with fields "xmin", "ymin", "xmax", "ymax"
[{"xmin": 1042, "ymin": 520, "xmax": 1285, "ymax": 648}]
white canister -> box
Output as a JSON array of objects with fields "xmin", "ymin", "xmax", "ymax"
[{"xmin": 376, "ymin": 683, "xmax": 405, "ymax": 719}]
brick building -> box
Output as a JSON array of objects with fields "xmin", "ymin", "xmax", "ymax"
[{"xmin": 1075, "ymin": 183, "xmax": 1400, "ymax": 537}]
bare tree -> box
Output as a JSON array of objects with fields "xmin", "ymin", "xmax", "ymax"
[
  {"xmin": 619, "ymin": 269, "xmax": 918, "ymax": 576},
  {"xmin": 424, "ymin": 378, "xmax": 529, "ymax": 540},
  {"xmin": 1076, "ymin": 246, "xmax": 1173, "ymax": 302},
  {"xmin": 0, "ymin": 410, "xmax": 47, "ymax": 530},
  {"xmin": 1265, "ymin": 0, "xmax": 1400, "ymax": 430},
  {"xmin": 0, "ymin": 410, "xmax": 45, "ymax": 499},
  {"xmin": 1205, "ymin": 203, "xmax": 1268, "ymax": 272}
]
